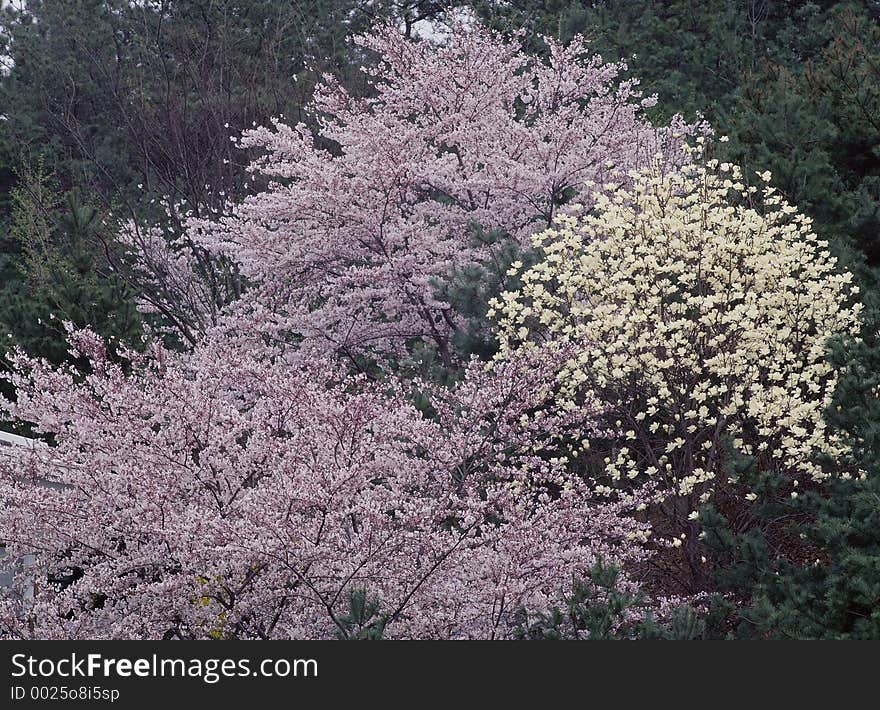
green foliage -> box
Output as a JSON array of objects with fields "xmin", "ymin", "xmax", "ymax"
[
  {"xmin": 702, "ymin": 478, "xmax": 880, "ymax": 639},
  {"xmin": 516, "ymin": 559, "xmax": 705, "ymax": 640},
  {"xmin": 0, "ymin": 0, "xmax": 375, "ymax": 209},
  {"xmin": 722, "ymin": 5, "xmax": 880, "ymax": 270},
  {"xmin": 478, "ymin": 0, "xmax": 763, "ymax": 121},
  {"xmin": 0, "ymin": 162, "xmax": 141, "ymax": 373},
  {"xmin": 389, "ymin": 232, "xmax": 531, "ymax": 384},
  {"xmin": 335, "ymin": 589, "xmax": 388, "ymax": 640}
]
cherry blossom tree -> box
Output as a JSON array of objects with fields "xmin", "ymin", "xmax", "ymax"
[
  {"xmin": 0, "ymin": 333, "xmax": 649, "ymax": 639},
  {"xmin": 176, "ymin": 23, "xmax": 701, "ymax": 365}
]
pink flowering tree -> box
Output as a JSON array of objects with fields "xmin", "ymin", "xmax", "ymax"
[
  {"xmin": 174, "ymin": 23, "xmax": 700, "ymax": 365},
  {"xmin": 0, "ymin": 333, "xmax": 648, "ymax": 639}
]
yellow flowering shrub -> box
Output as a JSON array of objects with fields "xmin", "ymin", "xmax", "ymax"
[{"xmin": 491, "ymin": 160, "xmax": 862, "ymax": 507}]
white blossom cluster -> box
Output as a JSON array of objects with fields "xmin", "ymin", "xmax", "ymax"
[{"xmin": 491, "ymin": 158, "xmax": 863, "ymax": 506}]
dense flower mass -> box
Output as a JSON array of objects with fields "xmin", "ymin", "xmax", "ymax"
[
  {"xmin": 182, "ymin": 24, "xmax": 700, "ymax": 363},
  {"xmin": 0, "ymin": 333, "xmax": 648, "ymax": 639},
  {"xmin": 493, "ymin": 158, "xmax": 863, "ymax": 512}
]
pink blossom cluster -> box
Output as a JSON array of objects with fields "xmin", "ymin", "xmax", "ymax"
[
  {"xmin": 0, "ymin": 335, "xmax": 647, "ymax": 639},
  {"xmin": 184, "ymin": 24, "xmax": 699, "ymax": 363}
]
